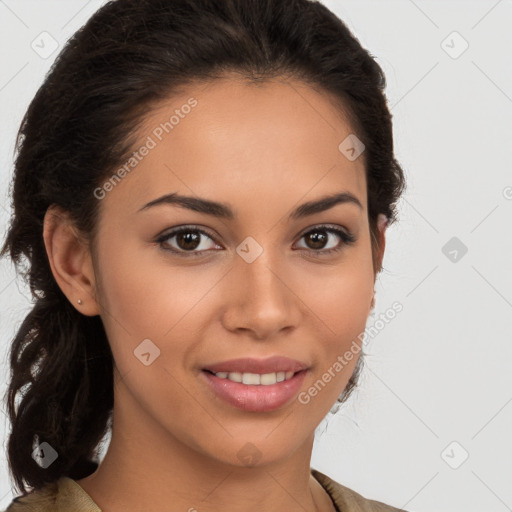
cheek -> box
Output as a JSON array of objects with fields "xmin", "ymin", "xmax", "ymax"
[
  {"xmin": 92, "ymin": 237, "xmax": 174, "ymax": 364},
  {"xmin": 302, "ymin": 249, "xmax": 374, "ymax": 341},
  {"xmin": 94, "ymin": 238, "xmax": 223, "ymax": 372},
  {"xmin": 322, "ymin": 272, "xmax": 372, "ymax": 343},
  {"xmin": 95, "ymin": 236, "xmax": 198, "ymax": 333}
]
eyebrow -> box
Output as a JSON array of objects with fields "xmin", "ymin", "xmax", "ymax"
[{"xmin": 137, "ymin": 191, "xmax": 363, "ymax": 220}]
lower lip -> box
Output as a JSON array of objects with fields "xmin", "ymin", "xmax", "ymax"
[{"xmin": 201, "ymin": 370, "xmax": 307, "ymax": 412}]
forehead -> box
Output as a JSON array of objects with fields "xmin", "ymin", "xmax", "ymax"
[{"xmin": 98, "ymin": 76, "xmax": 367, "ymax": 220}]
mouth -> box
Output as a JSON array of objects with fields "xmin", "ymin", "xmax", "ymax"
[
  {"xmin": 200, "ymin": 368, "xmax": 308, "ymax": 412},
  {"xmin": 200, "ymin": 356, "xmax": 310, "ymax": 412}
]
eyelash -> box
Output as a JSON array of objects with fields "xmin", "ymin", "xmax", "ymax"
[{"xmin": 155, "ymin": 224, "xmax": 356, "ymax": 258}]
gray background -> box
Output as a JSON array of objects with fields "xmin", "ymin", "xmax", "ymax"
[{"xmin": 1, "ymin": 1, "xmax": 511, "ymax": 511}]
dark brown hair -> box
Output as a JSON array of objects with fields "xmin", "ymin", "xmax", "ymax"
[{"xmin": 1, "ymin": 0, "xmax": 405, "ymax": 495}]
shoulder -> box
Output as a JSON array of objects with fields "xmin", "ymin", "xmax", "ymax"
[
  {"xmin": 3, "ymin": 477, "xmax": 101, "ymax": 512},
  {"xmin": 311, "ymin": 468, "xmax": 407, "ymax": 512},
  {"xmin": 3, "ymin": 480, "xmax": 58, "ymax": 512}
]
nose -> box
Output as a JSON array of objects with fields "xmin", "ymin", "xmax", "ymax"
[{"xmin": 220, "ymin": 250, "xmax": 302, "ymax": 340}]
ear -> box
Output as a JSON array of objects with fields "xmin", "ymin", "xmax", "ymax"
[
  {"xmin": 42, "ymin": 205, "xmax": 100, "ymax": 316},
  {"xmin": 373, "ymin": 213, "xmax": 388, "ymax": 278}
]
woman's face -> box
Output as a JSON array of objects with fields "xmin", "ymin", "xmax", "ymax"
[{"xmin": 88, "ymin": 76, "xmax": 383, "ymax": 467}]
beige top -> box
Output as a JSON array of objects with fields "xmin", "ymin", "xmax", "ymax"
[{"xmin": 4, "ymin": 468, "xmax": 406, "ymax": 512}]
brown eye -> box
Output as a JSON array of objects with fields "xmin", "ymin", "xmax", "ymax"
[
  {"xmin": 295, "ymin": 225, "xmax": 356, "ymax": 255},
  {"xmin": 156, "ymin": 226, "xmax": 220, "ymax": 256}
]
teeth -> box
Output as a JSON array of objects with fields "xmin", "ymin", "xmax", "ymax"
[
  {"xmin": 213, "ymin": 371, "xmax": 295, "ymax": 385},
  {"xmin": 242, "ymin": 372, "xmax": 260, "ymax": 385},
  {"xmin": 228, "ymin": 372, "xmax": 242, "ymax": 382}
]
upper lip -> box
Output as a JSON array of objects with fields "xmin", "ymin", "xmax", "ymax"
[{"xmin": 203, "ymin": 356, "xmax": 309, "ymax": 374}]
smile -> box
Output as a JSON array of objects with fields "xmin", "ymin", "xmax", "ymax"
[{"xmin": 201, "ymin": 369, "xmax": 308, "ymax": 412}]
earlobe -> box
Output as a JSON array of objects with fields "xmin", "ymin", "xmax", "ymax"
[{"xmin": 42, "ymin": 205, "xmax": 100, "ymax": 316}]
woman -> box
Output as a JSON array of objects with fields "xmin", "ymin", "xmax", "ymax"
[{"xmin": 1, "ymin": 0, "xmax": 407, "ymax": 510}]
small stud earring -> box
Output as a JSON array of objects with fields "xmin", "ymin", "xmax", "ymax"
[{"xmin": 77, "ymin": 299, "xmax": 83, "ymax": 305}]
